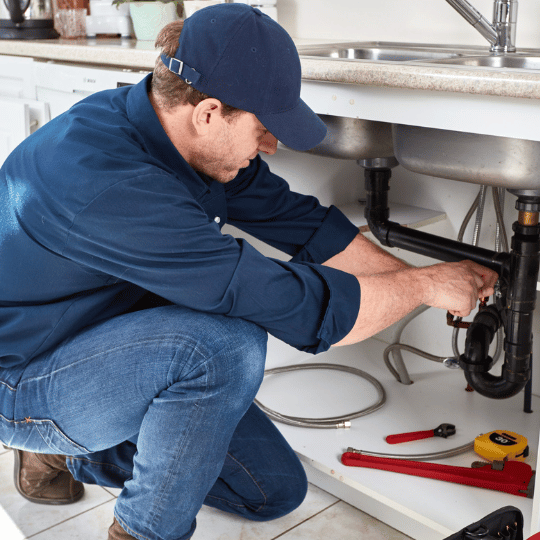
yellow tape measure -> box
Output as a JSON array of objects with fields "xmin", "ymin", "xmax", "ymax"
[{"xmin": 474, "ymin": 430, "xmax": 529, "ymax": 462}]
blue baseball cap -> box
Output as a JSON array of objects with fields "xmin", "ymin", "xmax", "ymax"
[{"xmin": 160, "ymin": 3, "xmax": 327, "ymax": 152}]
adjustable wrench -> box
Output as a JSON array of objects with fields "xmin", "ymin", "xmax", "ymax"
[{"xmin": 385, "ymin": 423, "xmax": 456, "ymax": 444}]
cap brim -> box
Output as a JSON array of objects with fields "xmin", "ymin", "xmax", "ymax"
[{"xmin": 256, "ymin": 98, "xmax": 327, "ymax": 152}]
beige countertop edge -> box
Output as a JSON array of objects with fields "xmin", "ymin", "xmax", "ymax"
[
  {"xmin": 300, "ymin": 58, "xmax": 540, "ymax": 100},
  {"xmin": 2, "ymin": 39, "xmax": 540, "ymax": 99},
  {"xmin": 0, "ymin": 39, "xmax": 159, "ymax": 70}
]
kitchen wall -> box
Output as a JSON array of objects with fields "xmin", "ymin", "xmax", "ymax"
[
  {"xmin": 278, "ymin": 0, "xmax": 540, "ymax": 48},
  {"xmin": 248, "ymin": 0, "xmax": 540, "ymax": 401}
]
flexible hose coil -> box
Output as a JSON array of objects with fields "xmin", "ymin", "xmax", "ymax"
[{"xmin": 255, "ymin": 363, "xmax": 386, "ymax": 429}]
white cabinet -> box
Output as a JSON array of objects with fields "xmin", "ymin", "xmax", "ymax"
[
  {"xmin": 33, "ymin": 61, "xmax": 149, "ymax": 119},
  {"xmin": 0, "ymin": 59, "xmax": 149, "ymax": 166},
  {"xmin": 0, "ymin": 100, "xmax": 28, "ymax": 165},
  {"xmin": 0, "ymin": 55, "xmax": 35, "ymax": 100},
  {"xmin": 0, "ymin": 97, "xmax": 50, "ymax": 166},
  {"xmin": 0, "ymin": 55, "xmax": 40, "ymax": 165}
]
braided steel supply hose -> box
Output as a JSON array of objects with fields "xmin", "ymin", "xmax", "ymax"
[{"xmin": 255, "ymin": 363, "xmax": 386, "ymax": 429}]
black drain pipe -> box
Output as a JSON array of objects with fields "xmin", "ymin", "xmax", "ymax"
[
  {"xmin": 462, "ymin": 204, "xmax": 540, "ymax": 399},
  {"xmin": 364, "ymin": 166, "xmax": 509, "ymax": 274},
  {"xmin": 363, "ymin": 165, "xmax": 540, "ymax": 400}
]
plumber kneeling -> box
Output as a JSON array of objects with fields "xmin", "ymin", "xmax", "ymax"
[{"xmin": 0, "ymin": 5, "xmax": 498, "ymax": 540}]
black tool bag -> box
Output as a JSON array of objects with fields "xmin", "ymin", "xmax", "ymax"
[{"xmin": 444, "ymin": 506, "xmax": 524, "ymax": 540}]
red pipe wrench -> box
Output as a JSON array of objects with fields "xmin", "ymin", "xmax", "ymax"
[
  {"xmin": 341, "ymin": 452, "xmax": 535, "ymax": 498},
  {"xmin": 385, "ymin": 423, "xmax": 456, "ymax": 444}
]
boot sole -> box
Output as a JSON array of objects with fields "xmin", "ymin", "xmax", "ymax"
[{"xmin": 12, "ymin": 448, "xmax": 85, "ymax": 505}]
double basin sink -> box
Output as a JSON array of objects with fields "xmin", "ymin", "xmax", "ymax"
[
  {"xmin": 296, "ymin": 42, "xmax": 540, "ymax": 189},
  {"xmin": 298, "ymin": 41, "xmax": 540, "ymax": 69}
]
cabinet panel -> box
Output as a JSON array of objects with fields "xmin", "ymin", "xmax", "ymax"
[
  {"xmin": 33, "ymin": 62, "xmax": 149, "ymax": 119},
  {"xmin": 0, "ymin": 101, "xmax": 28, "ymax": 166},
  {"xmin": 0, "ymin": 56, "xmax": 35, "ymax": 100},
  {"xmin": 0, "ymin": 97, "xmax": 50, "ymax": 166}
]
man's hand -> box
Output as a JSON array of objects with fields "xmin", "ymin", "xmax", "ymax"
[
  {"xmin": 417, "ymin": 260, "xmax": 499, "ymax": 318},
  {"xmin": 334, "ymin": 259, "xmax": 499, "ymax": 347},
  {"xmin": 324, "ymin": 232, "xmax": 500, "ymax": 346}
]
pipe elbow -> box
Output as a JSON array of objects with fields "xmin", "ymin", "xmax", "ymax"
[
  {"xmin": 458, "ymin": 305, "xmax": 501, "ymax": 372},
  {"xmin": 364, "ymin": 213, "xmax": 391, "ymax": 246},
  {"xmin": 460, "ymin": 305, "xmax": 531, "ymax": 399},
  {"xmin": 464, "ymin": 371, "xmax": 526, "ymax": 400},
  {"xmin": 457, "ymin": 305, "xmax": 522, "ymax": 398}
]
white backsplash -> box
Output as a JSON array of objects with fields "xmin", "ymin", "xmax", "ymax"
[{"xmin": 278, "ymin": 0, "xmax": 540, "ymax": 48}]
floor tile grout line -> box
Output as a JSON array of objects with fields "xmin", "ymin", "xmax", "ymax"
[
  {"xmin": 11, "ymin": 483, "xmax": 342, "ymax": 540},
  {"xmin": 21, "ymin": 498, "xmax": 343, "ymax": 540},
  {"xmin": 25, "ymin": 493, "xmax": 116, "ymax": 539},
  {"xmin": 102, "ymin": 486, "xmax": 121, "ymax": 498},
  {"xmin": 269, "ymin": 499, "xmax": 342, "ymax": 540}
]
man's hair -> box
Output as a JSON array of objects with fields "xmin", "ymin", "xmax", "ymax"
[{"xmin": 152, "ymin": 20, "xmax": 241, "ymax": 118}]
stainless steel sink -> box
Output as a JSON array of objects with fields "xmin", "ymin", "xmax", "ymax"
[
  {"xmin": 294, "ymin": 42, "xmax": 540, "ymax": 167},
  {"xmin": 423, "ymin": 54, "xmax": 540, "ymax": 71},
  {"xmin": 298, "ymin": 41, "xmax": 540, "ymax": 71},
  {"xmin": 393, "ymin": 124, "xmax": 540, "ymax": 189},
  {"xmin": 297, "ymin": 41, "xmax": 478, "ymax": 62},
  {"xmin": 294, "ymin": 42, "xmax": 482, "ymax": 160},
  {"xmin": 300, "ymin": 115, "xmax": 394, "ymax": 160}
]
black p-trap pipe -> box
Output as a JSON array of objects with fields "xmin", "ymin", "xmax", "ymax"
[
  {"xmin": 363, "ymin": 167, "xmax": 539, "ymax": 400},
  {"xmin": 464, "ymin": 220, "xmax": 540, "ymax": 398}
]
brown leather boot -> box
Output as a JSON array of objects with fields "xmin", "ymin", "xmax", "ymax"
[
  {"xmin": 13, "ymin": 448, "xmax": 84, "ymax": 505},
  {"xmin": 108, "ymin": 518, "xmax": 137, "ymax": 539}
]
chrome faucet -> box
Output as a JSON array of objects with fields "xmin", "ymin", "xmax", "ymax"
[{"xmin": 446, "ymin": 0, "xmax": 518, "ymax": 53}]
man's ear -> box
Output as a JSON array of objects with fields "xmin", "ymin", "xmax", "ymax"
[{"xmin": 191, "ymin": 98, "xmax": 223, "ymax": 135}]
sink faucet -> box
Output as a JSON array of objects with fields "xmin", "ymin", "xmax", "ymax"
[{"xmin": 446, "ymin": 0, "xmax": 518, "ymax": 53}]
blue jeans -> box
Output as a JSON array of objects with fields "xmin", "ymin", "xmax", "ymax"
[{"xmin": 0, "ymin": 305, "xmax": 307, "ymax": 540}]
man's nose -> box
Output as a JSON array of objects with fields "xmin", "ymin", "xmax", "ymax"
[{"xmin": 259, "ymin": 132, "xmax": 278, "ymax": 155}]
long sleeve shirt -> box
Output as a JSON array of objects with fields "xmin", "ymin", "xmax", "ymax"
[{"xmin": 0, "ymin": 74, "xmax": 361, "ymax": 368}]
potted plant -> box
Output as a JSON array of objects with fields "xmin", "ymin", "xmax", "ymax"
[{"xmin": 112, "ymin": 0, "xmax": 182, "ymax": 41}]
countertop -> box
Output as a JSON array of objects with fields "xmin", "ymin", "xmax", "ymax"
[{"xmin": 2, "ymin": 37, "xmax": 540, "ymax": 100}]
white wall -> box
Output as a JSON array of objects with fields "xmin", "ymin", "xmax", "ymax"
[{"xmin": 278, "ymin": 0, "xmax": 540, "ymax": 48}]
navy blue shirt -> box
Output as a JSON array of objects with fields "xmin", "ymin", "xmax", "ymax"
[{"xmin": 0, "ymin": 74, "xmax": 360, "ymax": 368}]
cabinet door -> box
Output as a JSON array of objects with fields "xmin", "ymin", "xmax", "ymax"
[
  {"xmin": 0, "ymin": 97, "xmax": 50, "ymax": 167},
  {"xmin": 0, "ymin": 100, "xmax": 28, "ymax": 166},
  {"xmin": 0, "ymin": 55, "xmax": 35, "ymax": 100}
]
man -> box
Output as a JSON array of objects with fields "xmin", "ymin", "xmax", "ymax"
[{"xmin": 0, "ymin": 4, "xmax": 497, "ymax": 540}]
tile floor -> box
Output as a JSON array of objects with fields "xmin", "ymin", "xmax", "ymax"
[{"xmin": 0, "ymin": 446, "xmax": 412, "ymax": 540}]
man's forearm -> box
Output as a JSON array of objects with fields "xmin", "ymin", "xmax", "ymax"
[
  {"xmin": 323, "ymin": 232, "xmax": 409, "ymax": 276},
  {"xmin": 333, "ymin": 267, "xmax": 423, "ymax": 345}
]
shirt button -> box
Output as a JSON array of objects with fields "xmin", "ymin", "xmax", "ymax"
[{"xmin": 214, "ymin": 216, "xmax": 221, "ymax": 224}]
